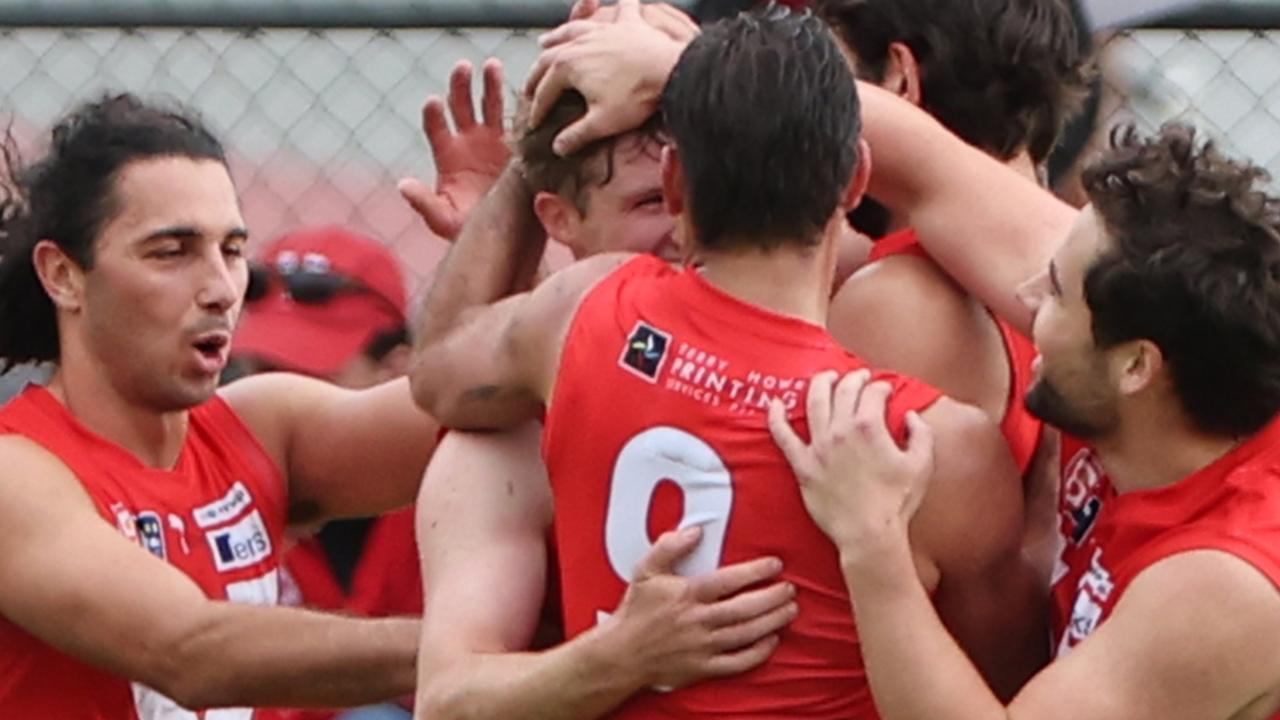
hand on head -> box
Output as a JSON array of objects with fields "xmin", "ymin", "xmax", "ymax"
[{"xmin": 525, "ymin": 0, "xmax": 697, "ymax": 157}]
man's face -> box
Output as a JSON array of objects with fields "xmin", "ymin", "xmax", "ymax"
[
  {"xmin": 81, "ymin": 157, "xmax": 248, "ymax": 411},
  {"xmin": 571, "ymin": 133, "xmax": 679, "ymax": 261},
  {"xmin": 1019, "ymin": 207, "xmax": 1121, "ymax": 440}
]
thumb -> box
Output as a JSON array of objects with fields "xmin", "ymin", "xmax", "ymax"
[
  {"xmin": 636, "ymin": 525, "xmax": 703, "ymax": 579},
  {"xmin": 398, "ymin": 178, "xmax": 459, "ymax": 239},
  {"xmin": 553, "ymin": 107, "xmax": 616, "ymax": 157},
  {"xmin": 903, "ymin": 411, "xmax": 935, "ymax": 474}
]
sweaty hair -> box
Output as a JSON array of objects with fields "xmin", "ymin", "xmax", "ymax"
[
  {"xmin": 0, "ymin": 93, "xmax": 226, "ymax": 370},
  {"xmin": 662, "ymin": 6, "xmax": 860, "ymax": 251},
  {"xmin": 1082, "ymin": 124, "xmax": 1280, "ymax": 438},
  {"xmin": 817, "ymin": 0, "xmax": 1090, "ymax": 164},
  {"xmin": 517, "ymin": 90, "xmax": 665, "ymax": 214}
]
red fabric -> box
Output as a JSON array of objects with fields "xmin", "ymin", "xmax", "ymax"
[
  {"xmin": 542, "ymin": 255, "xmax": 940, "ymax": 718},
  {"xmin": 234, "ymin": 226, "xmax": 407, "ymax": 377},
  {"xmin": 0, "ymin": 386, "xmax": 287, "ymax": 720},
  {"xmin": 348, "ymin": 507, "xmax": 422, "ymax": 618},
  {"xmin": 280, "ymin": 538, "xmax": 347, "ymax": 611},
  {"xmin": 1050, "ymin": 415, "xmax": 1280, "ymax": 720},
  {"xmin": 868, "ymin": 228, "xmax": 1044, "ymax": 475}
]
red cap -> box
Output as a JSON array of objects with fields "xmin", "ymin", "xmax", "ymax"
[{"xmin": 233, "ymin": 226, "xmax": 408, "ymax": 377}]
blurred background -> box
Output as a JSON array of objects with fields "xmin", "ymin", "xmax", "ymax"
[{"xmin": 1, "ymin": 0, "xmax": 1279, "ymax": 300}]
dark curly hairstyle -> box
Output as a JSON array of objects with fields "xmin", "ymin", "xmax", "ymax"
[
  {"xmin": 817, "ymin": 0, "xmax": 1091, "ymax": 164},
  {"xmin": 0, "ymin": 93, "xmax": 226, "ymax": 369},
  {"xmin": 516, "ymin": 90, "xmax": 665, "ymax": 214},
  {"xmin": 1082, "ymin": 123, "xmax": 1280, "ymax": 437}
]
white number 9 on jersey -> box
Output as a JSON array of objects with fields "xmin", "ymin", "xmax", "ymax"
[{"xmin": 605, "ymin": 426, "xmax": 734, "ymax": 581}]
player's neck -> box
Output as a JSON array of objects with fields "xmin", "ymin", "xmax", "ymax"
[
  {"xmin": 49, "ymin": 342, "xmax": 190, "ymax": 470},
  {"xmin": 695, "ymin": 241, "xmax": 834, "ymax": 328},
  {"xmin": 1094, "ymin": 402, "xmax": 1241, "ymax": 494}
]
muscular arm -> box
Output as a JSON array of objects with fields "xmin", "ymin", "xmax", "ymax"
[
  {"xmin": 413, "ymin": 424, "xmax": 649, "ymax": 720},
  {"xmin": 415, "ymin": 425, "xmax": 797, "ymax": 719},
  {"xmin": 857, "ymin": 82, "xmax": 1078, "ymax": 335},
  {"xmin": 221, "ymin": 374, "xmax": 439, "ymax": 524},
  {"xmin": 407, "ymin": 164, "xmax": 549, "ymax": 424},
  {"xmin": 851, "ymin": 545, "xmax": 1280, "ymax": 720},
  {"xmin": 908, "ymin": 399, "xmax": 1048, "ymax": 700},
  {"xmin": 410, "ymin": 250, "xmax": 632, "ymax": 430},
  {"xmin": 0, "ymin": 436, "xmax": 416, "ymax": 710}
]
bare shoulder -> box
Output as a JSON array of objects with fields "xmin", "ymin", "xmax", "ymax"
[
  {"xmin": 911, "ymin": 396, "xmax": 1022, "ymax": 570},
  {"xmin": 217, "ymin": 372, "xmax": 346, "ymax": 468},
  {"xmin": 0, "ymin": 433, "xmax": 86, "ymax": 492},
  {"xmin": 524, "ymin": 252, "xmax": 637, "ymax": 315},
  {"xmin": 515, "ymin": 251, "xmax": 639, "ymax": 395},
  {"xmin": 1015, "ymin": 549, "xmax": 1280, "ymax": 719},
  {"xmin": 831, "ymin": 254, "xmax": 1005, "ymax": 415}
]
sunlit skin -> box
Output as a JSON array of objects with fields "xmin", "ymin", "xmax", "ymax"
[{"xmin": 42, "ymin": 157, "xmax": 249, "ymax": 465}]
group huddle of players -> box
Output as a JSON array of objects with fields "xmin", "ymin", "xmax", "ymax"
[{"xmin": 2, "ymin": 1, "xmax": 1280, "ymax": 719}]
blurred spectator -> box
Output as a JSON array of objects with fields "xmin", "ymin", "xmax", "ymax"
[
  {"xmin": 231, "ymin": 226, "xmax": 415, "ymax": 720},
  {"xmin": 230, "ymin": 225, "xmax": 410, "ymax": 389}
]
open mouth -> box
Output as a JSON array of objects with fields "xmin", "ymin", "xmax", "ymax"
[{"xmin": 192, "ymin": 333, "xmax": 230, "ymax": 361}]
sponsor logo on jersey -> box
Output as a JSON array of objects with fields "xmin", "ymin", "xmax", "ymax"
[
  {"xmin": 619, "ymin": 321, "xmax": 671, "ymax": 382},
  {"xmin": 135, "ymin": 511, "xmax": 167, "ymax": 560},
  {"xmin": 1057, "ymin": 547, "xmax": 1115, "ymax": 657},
  {"xmin": 206, "ymin": 509, "xmax": 273, "ymax": 572},
  {"xmin": 110, "ymin": 501, "xmax": 138, "ymax": 542},
  {"xmin": 193, "ymin": 481, "xmax": 252, "ymax": 528},
  {"xmin": 1061, "ymin": 448, "xmax": 1106, "ymax": 546}
]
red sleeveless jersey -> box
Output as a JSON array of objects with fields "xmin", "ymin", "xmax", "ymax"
[
  {"xmin": 543, "ymin": 255, "xmax": 941, "ymax": 718},
  {"xmin": 0, "ymin": 386, "xmax": 287, "ymax": 720},
  {"xmin": 1050, "ymin": 417, "xmax": 1280, "ymax": 720},
  {"xmin": 867, "ymin": 229, "xmax": 1043, "ymax": 475}
]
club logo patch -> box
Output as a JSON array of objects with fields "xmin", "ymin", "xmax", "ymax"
[
  {"xmin": 619, "ymin": 321, "xmax": 671, "ymax": 382},
  {"xmin": 136, "ymin": 512, "xmax": 167, "ymax": 560}
]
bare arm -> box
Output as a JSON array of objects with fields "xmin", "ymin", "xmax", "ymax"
[
  {"xmin": 414, "ymin": 423, "xmax": 641, "ymax": 719},
  {"xmin": 0, "ymin": 436, "xmax": 416, "ymax": 710},
  {"xmin": 415, "ymin": 425, "xmax": 797, "ymax": 720},
  {"xmin": 849, "ymin": 546, "xmax": 1280, "ymax": 720},
  {"xmin": 909, "ymin": 397, "xmax": 1048, "ymax": 699},
  {"xmin": 772, "ymin": 373, "xmax": 1280, "ymax": 720},
  {"xmin": 857, "ymin": 82, "xmax": 1079, "ymax": 335},
  {"xmin": 410, "ymin": 249, "xmax": 632, "ymax": 430},
  {"xmin": 221, "ymin": 374, "xmax": 439, "ymax": 524}
]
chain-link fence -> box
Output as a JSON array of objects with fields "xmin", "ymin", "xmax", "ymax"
[
  {"xmin": 1, "ymin": 1, "xmax": 1278, "ymax": 297},
  {"xmin": 1094, "ymin": 26, "xmax": 1280, "ymax": 180}
]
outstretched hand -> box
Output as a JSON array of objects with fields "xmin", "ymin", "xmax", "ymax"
[{"xmin": 400, "ymin": 58, "xmax": 511, "ymax": 240}]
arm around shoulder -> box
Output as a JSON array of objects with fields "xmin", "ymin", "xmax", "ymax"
[{"xmin": 409, "ymin": 251, "xmax": 634, "ymax": 431}]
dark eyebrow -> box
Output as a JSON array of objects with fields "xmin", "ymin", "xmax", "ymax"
[
  {"xmin": 143, "ymin": 226, "xmax": 249, "ymax": 242},
  {"xmin": 1048, "ymin": 259, "xmax": 1064, "ymax": 296}
]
